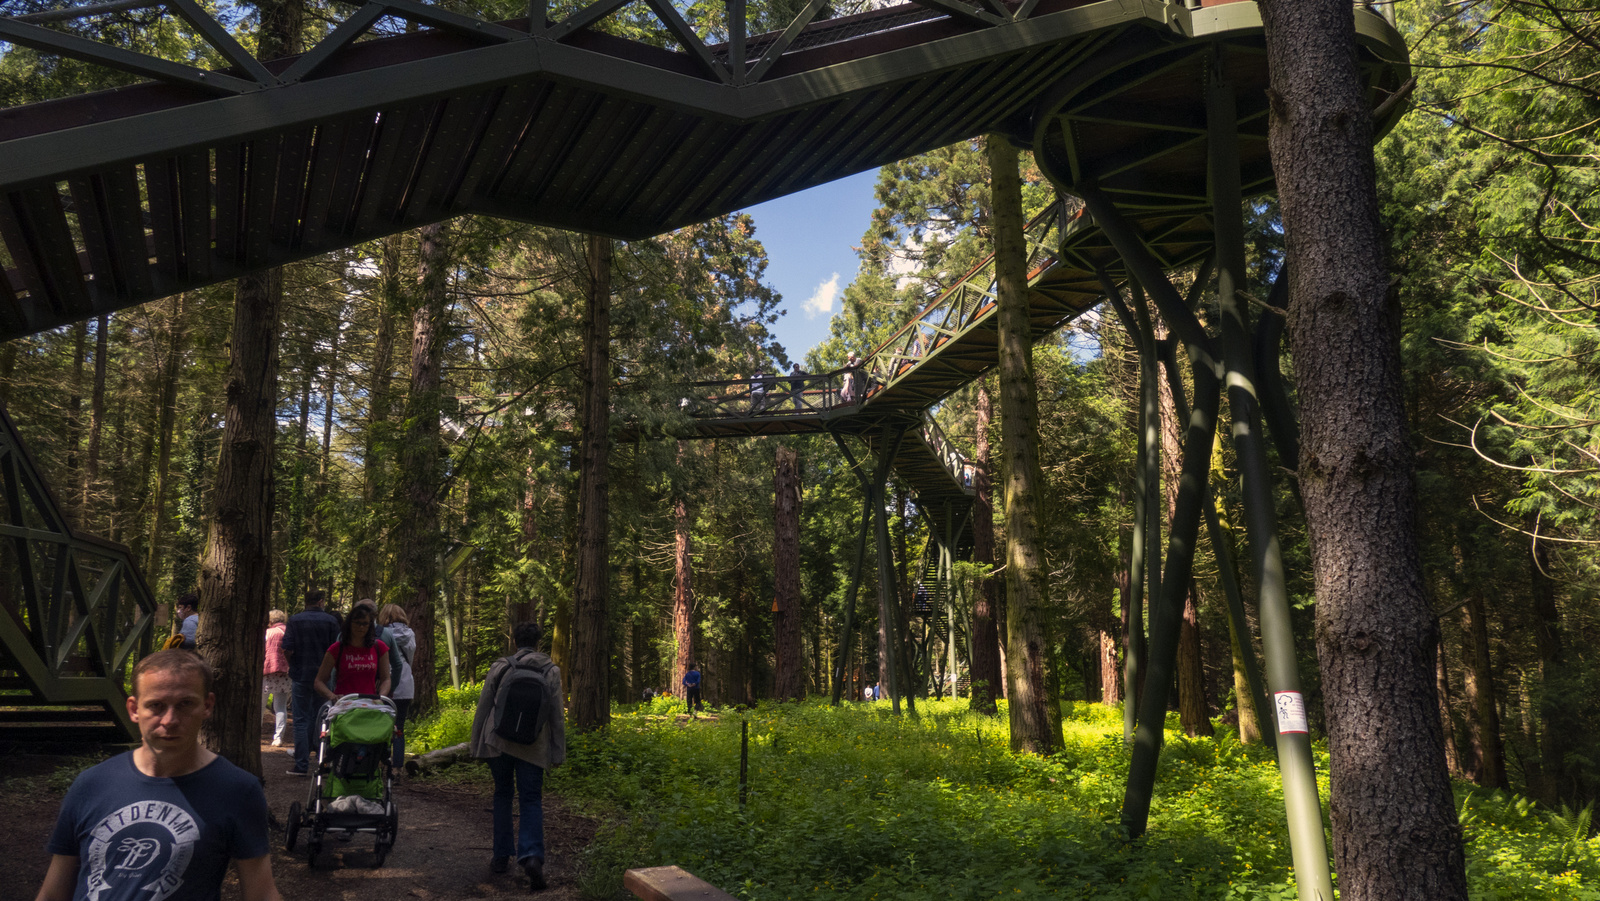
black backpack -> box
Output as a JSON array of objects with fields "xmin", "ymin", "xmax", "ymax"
[{"xmin": 493, "ymin": 657, "xmax": 551, "ymax": 745}]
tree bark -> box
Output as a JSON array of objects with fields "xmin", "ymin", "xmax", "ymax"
[
  {"xmin": 1529, "ymin": 539, "xmax": 1566, "ymax": 804},
  {"xmin": 196, "ymin": 270, "xmax": 280, "ymax": 778},
  {"xmin": 396, "ymin": 223, "xmax": 448, "ymax": 714},
  {"xmin": 570, "ymin": 233, "xmax": 613, "ymax": 732},
  {"xmin": 144, "ymin": 296, "xmax": 186, "ymax": 590},
  {"xmin": 672, "ymin": 442, "xmax": 696, "ymax": 692},
  {"xmin": 773, "ymin": 446, "xmax": 804, "ymax": 701},
  {"xmin": 82, "ymin": 314, "xmax": 109, "ymax": 532},
  {"xmin": 1256, "ymin": 0, "xmax": 1467, "ymax": 895},
  {"xmin": 354, "ymin": 236, "xmax": 401, "ymax": 603},
  {"xmin": 988, "ymin": 133, "xmax": 1062, "ymax": 754},
  {"xmin": 1461, "ymin": 598, "xmax": 1506, "ymax": 789}
]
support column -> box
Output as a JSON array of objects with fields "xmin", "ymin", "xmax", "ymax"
[
  {"xmin": 831, "ymin": 433, "xmax": 881, "ymax": 705},
  {"xmin": 1208, "ymin": 58, "xmax": 1334, "ymax": 901}
]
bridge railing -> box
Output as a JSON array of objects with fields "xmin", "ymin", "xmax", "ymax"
[
  {"xmin": 914, "ymin": 409, "xmax": 976, "ymax": 493},
  {"xmin": 861, "ymin": 201, "xmax": 1083, "ymax": 399},
  {"xmin": 669, "ymin": 370, "xmax": 858, "ymax": 417},
  {"xmin": 0, "ymin": 403, "xmax": 156, "ymax": 739}
]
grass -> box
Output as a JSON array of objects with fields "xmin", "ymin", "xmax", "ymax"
[{"xmin": 410, "ymin": 696, "xmax": 1600, "ymax": 900}]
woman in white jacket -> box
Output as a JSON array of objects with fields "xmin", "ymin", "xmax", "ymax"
[{"xmin": 378, "ymin": 604, "xmax": 417, "ymax": 769}]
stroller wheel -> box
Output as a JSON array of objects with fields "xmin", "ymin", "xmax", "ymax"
[
  {"xmin": 306, "ymin": 842, "xmax": 319, "ymax": 868},
  {"xmin": 373, "ymin": 844, "xmax": 388, "ymax": 868},
  {"xmin": 285, "ymin": 802, "xmax": 301, "ymax": 851}
]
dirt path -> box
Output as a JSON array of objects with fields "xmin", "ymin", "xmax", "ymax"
[{"xmin": 5, "ymin": 720, "xmax": 599, "ymax": 901}]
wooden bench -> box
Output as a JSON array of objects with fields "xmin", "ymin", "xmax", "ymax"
[{"xmin": 623, "ymin": 866, "xmax": 738, "ymax": 901}]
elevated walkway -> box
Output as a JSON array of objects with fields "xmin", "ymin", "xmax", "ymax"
[
  {"xmin": 0, "ymin": 404, "xmax": 155, "ymax": 743},
  {"xmin": 633, "ymin": 200, "xmax": 1213, "ymax": 510},
  {"xmin": 0, "ymin": 0, "xmax": 1406, "ymax": 337}
]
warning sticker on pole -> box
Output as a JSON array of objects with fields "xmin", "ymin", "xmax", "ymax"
[{"xmin": 1274, "ymin": 691, "xmax": 1309, "ymax": 734}]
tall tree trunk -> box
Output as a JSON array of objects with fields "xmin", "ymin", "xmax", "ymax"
[
  {"xmin": 570, "ymin": 233, "xmax": 613, "ymax": 731},
  {"xmin": 969, "ymin": 381, "xmax": 1003, "ymax": 714},
  {"xmin": 1257, "ymin": 1, "xmax": 1467, "ymax": 895},
  {"xmin": 1436, "ymin": 632, "xmax": 1466, "ymax": 778},
  {"xmin": 1461, "ymin": 598, "xmax": 1506, "ymax": 789},
  {"xmin": 988, "ymin": 133, "xmax": 1062, "ymax": 754},
  {"xmin": 397, "ymin": 223, "xmax": 448, "ymax": 714},
  {"xmin": 773, "ymin": 446, "xmax": 804, "ymax": 701},
  {"xmin": 65, "ymin": 320, "xmax": 86, "ymax": 521},
  {"xmin": 1529, "ymin": 539, "xmax": 1566, "ymax": 804},
  {"xmin": 82, "ymin": 314, "xmax": 109, "ymax": 531},
  {"xmin": 196, "ymin": 270, "xmax": 280, "ymax": 778},
  {"xmin": 353, "ymin": 237, "xmax": 400, "ymax": 603},
  {"xmin": 145, "ymin": 294, "xmax": 187, "ymax": 589},
  {"xmin": 672, "ymin": 441, "xmax": 696, "ymax": 691}
]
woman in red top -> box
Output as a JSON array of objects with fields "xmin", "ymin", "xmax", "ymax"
[
  {"xmin": 263, "ymin": 610, "xmax": 291, "ymax": 746},
  {"xmin": 313, "ymin": 600, "xmax": 392, "ymax": 700}
]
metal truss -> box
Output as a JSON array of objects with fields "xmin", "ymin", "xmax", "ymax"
[{"xmin": 0, "ymin": 402, "xmax": 155, "ymax": 742}]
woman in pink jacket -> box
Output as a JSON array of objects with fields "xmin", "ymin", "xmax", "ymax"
[{"xmin": 263, "ymin": 609, "xmax": 291, "ymax": 746}]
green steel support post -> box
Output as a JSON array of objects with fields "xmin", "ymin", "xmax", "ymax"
[
  {"xmin": 1133, "ymin": 283, "xmax": 1164, "ymax": 639},
  {"xmin": 1159, "ymin": 337, "xmax": 1272, "ymax": 740},
  {"xmin": 1207, "ymin": 57, "xmax": 1334, "ymax": 901},
  {"xmin": 873, "ymin": 427, "xmax": 909, "ymax": 714},
  {"xmin": 831, "ymin": 432, "xmax": 880, "ymax": 706},
  {"xmin": 943, "ymin": 504, "xmax": 957, "ymax": 699},
  {"xmin": 1102, "ymin": 282, "xmax": 1155, "ymax": 743},
  {"xmin": 1115, "ymin": 322, "xmax": 1222, "ymax": 839}
]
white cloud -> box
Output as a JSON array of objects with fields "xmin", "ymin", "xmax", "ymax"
[{"xmin": 804, "ymin": 273, "xmax": 841, "ymax": 318}]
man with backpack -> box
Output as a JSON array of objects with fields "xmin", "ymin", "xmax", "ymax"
[{"xmin": 471, "ymin": 621, "xmax": 566, "ymax": 892}]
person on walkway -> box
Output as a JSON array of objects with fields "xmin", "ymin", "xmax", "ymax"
[
  {"xmin": 749, "ymin": 370, "xmax": 768, "ymax": 414},
  {"xmin": 35, "ymin": 649, "xmax": 284, "ymax": 901},
  {"xmin": 471, "ymin": 620, "xmax": 566, "ymax": 892},
  {"xmin": 314, "ymin": 600, "xmax": 391, "ymax": 702},
  {"xmin": 789, "ymin": 362, "xmax": 807, "ymax": 410},
  {"xmin": 284, "ymin": 589, "xmax": 341, "ymax": 775},
  {"xmin": 176, "ymin": 592, "xmax": 200, "ymax": 649},
  {"xmin": 262, "ymin": 609, "xmax": 290, "ymax": 747},
  {"xmin": 683, "ymin": 662, "xmax": 703, "ymax": 713},
  {"xmin": 840, "ymin": 353, "xmax": 860, "ymax": 405},
  {"xmin": 378, "ymin": 603, "xmax": 416, "ymax": 769}
]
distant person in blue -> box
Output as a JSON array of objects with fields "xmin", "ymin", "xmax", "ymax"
[
  {"xmin": 283, "ymin": 588, "xmax": 341, "ymax": 775},
  {"xmin": 34, "ymin": 649, "xmax": 283, "ymax": 901},
  {"xmin": 683, "ymin": 662, "xmax": 703, "ymax": 714},
  {"xmin": 175, "ymin": 592, "xmax": 200, "ymax": 650}
]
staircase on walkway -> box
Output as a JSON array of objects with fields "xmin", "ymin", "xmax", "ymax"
[{"xmin": 0, "ymin": 404, "xmax": 156, "ymax": 744}]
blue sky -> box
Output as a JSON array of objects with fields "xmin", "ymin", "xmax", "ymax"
[{"xmin": 739, "ymin": 169, "xmax": 881, "ymax": 363}]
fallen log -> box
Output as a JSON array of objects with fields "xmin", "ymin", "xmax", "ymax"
[{"xmin": 403, "ymin": 742, "xmax": 473, "ymax": 776}]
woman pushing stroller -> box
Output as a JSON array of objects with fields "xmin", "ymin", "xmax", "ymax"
[{"xmin": 315, "ymin": 600, "xmax": 391, "ymax": 701}]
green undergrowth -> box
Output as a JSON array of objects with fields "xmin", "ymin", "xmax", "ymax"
[{"xmin": 409, "ymin": 697, "xmax": 1598, "ymax": 900}]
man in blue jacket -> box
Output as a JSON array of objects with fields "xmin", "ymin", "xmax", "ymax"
[{"xmin": 283, "ymin": 589, "xmax": 340, "ymax": 775}]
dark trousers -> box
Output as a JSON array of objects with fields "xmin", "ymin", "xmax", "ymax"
[
  {"xmin": 489, "ymin": 755, "xmax": 546, "ymax": 864},
  {"xmin": 687, "ymin": 685, "xmax": 703, "ymax": 711},
  {"xmin": 392, "ymin": 698, "xmax": 412, "ymax": 768},
  {"xmin": 290, "ymin": 679, "xmax": 325, "ymax": 772}
]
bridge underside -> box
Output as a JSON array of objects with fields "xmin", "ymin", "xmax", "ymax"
[{"xmin": 0, "ymin": 0, "xmax": 1406, "ymax": 338}]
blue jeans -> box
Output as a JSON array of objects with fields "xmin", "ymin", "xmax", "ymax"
[
  {"xmin": 488, "ymin": 754, "xmax": 545, "ymax": 864},
  {"xmin": 290, "ymin": 680, "xmax": 325, "ymax": 772}
]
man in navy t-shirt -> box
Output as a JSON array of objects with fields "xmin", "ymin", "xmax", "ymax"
[{"xmin": 35, "ymin": 649, "xmax": 281, "ymax": 901}]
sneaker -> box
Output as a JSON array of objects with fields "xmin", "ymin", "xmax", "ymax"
[
  {"xmin": 270, "ymin": 739, "xmax": 284, "ymax": 748},
  {"xmin": 490, "ymin": 856, "xmax": 510, "ymax": 875},
  {"xmin": 285, "ymin": 768, "xmax": 308, "ymax": 776},
  {"xmin": 523, "ymin": 858, "xmax": 546, "ymax": 891}
]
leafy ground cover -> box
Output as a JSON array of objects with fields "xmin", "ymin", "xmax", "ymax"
[{"xmin": 412, "ymin": 694, "xmax": 1598, "ymax": 900}]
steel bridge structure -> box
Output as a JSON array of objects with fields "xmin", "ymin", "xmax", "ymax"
[{"xmin": 0, "ymin": 0, "xmax": 1408, "ymax": 890}]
